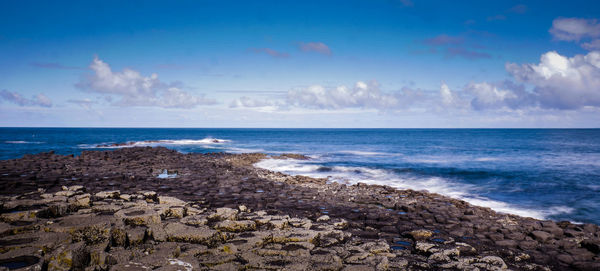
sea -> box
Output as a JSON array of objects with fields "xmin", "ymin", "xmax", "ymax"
[{"xmin": 1, "ymin": 128, "xmax": 599, "ymax": 224}]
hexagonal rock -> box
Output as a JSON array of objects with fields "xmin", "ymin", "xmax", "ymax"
[
  {"xmin": 407, "ymin": 229, "xmax": 434, "ymax": 240},
  {"xmin": 180, "ymin": 215, "xmax": 208, "ymax": 226},
  {"xmin": 158, "ymin": 196, "xmax": 186, "ymax": 206},
  {"xmin": 313, "ymin": 230, "xmax": 351, "ymax": 247},
  {"xmin": 164, "ymin": 223, "xmax": 222, "ymax": 246},
  {"xmin": 114, "ymin": 207, "xmax": 161, "ymax": 226},
  {"xmin": 268, "ymin": 228, "xmax": 319, "ymax": 244},
  {"xmin": 214, "ymin": 220, "xmax": 257, "ymax": 232},
  {"xmin": 530, "ymin": 230, "xmax": 552, "ymax": 243},
  {"xmin": 207, "ymin": 207, "xmax": 238, "ymax": 221},
  {"xmin": 95, "ymin": 190, "xmax": 120, "ymax": 199},
  {"xmin": 68, "ymin": 194, "xmax": 91, "ymax": 209}
]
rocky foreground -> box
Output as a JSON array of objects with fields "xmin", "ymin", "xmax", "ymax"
[{"xmin": 0, "ymin": 147, "xmax": 599, "ymax": 271}]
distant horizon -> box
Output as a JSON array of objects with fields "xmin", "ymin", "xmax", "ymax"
[{"xmin": 1, "ymin": 126, "xmax": 599, "ymax": 129}]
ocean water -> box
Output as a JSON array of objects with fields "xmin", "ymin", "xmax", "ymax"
[{"xmin": 1, "ymin": 128, "xmax": 599, "ymax": 224}]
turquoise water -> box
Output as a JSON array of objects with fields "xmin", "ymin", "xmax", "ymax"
[{"xmin": 1, "ymin": 128, "xmax": 599, "ymax": 224}]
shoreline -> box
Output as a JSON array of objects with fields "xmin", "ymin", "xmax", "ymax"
[
  {"xmin": 252, "ymin": 156, "xmax": 572, "ymax": 223},
  {"xmin": 0, "ymin": 147, "xmax": 598, "ymax": 270}
]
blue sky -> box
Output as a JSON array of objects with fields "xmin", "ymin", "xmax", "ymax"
[{"xmin": 1, "ymin": 0, "xmax": 600, "ymax": 127}]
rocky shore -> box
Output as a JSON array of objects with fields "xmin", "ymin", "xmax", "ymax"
[{"xmin": 0, "ymin": 147, "xmax": 599, "ymax": 270}]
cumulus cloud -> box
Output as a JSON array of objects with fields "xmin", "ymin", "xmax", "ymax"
[
  {"xmin": 506, "ymin": 50, "xmax": 600, "ymax": 109},
  {"xmin": 298, "ymin": 42, "xmax": 332, "ymax": 55},
  {"xmin": 77, "ymin": 56, "xmax": 215, "ymax": 108},
  {"xmin": 229, "ymin": 96, "xmax": 275, "ymax": 108},
  {"xmin": 467, "ymin": 82, "xmax": 522, "ymax": 110},
  {"xmin": 0, "ymin": 90, "xmax": 52, "ymax": 107},
  {"xmin": 286, "ymin": 81, "xmax": 408, "ymax": 110},
  {"xmin": 250, "ymin": 48, "xmax": 289, "ymax": 58},
  {"xmin": 549, "ymin": 18, "xmax": 600, "ymax": 42},
  {"xmin": 440, "ymin": 83, "xmax": 456, "ymax": 106}
]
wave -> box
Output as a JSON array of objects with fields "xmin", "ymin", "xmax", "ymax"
[
  {"xmin": 254, "ymin": 157, "xmax": 573, "ymax": 220},
  {"xmin": 402, "ymin": 155, "xmax": 502, "ymax": 164},
  {"xmin": 81, "ymin": 138, "xmax": 231, "ymax": 148},
  {"xmin": 5, "ymin": 141, "xmax": 44, "ymax": 144},
  {"xmin": 337, "ymin": 150, "xmax": 397, "ymax": 156}
]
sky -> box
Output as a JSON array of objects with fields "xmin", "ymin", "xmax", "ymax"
[{"xmin": 1, "ymin": 0, "xmax": 600, "ymax": 128}]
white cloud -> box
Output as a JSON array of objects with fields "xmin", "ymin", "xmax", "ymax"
[
  {"xmin": 549, "ymin": 18, "xmax": 600, "ymax": 42},
  {"xmin": 77, "ymin": 56, "xmax": 215, "ymax": 108},
  {"xmin": 506, "ymin": 50, "xmax": 600, "ymax": 109},
  {"xmin": 582, "ymin": 39, "xmax": 600, "ymax": 50},
  {"xmin": 0, "ymin": 90, "xmax": 52, "ymax": 107},
  {"xmin": 466, "ymin": 82, "xmax": 519, "ymax": 110},
  {"xmin": 286, "ymin": 81, "xmax": 404, "ymax": 110},
  {"xmin": 298, "ymin": 42, "xmax": 332, "ymax": 55},
  {"xmin": 229, "ymin": 96, "xmax": 275, "ymax": 108},
  {"xmin": 440, "ymin": 83, "xmax": 456, "ymax": 106}
]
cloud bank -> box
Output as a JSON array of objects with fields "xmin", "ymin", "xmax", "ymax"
[
  {"xmin": 232, "ymin": 48, "xmax": 600, "ymax": 114},
  {"xmin": 286, "ymin": 81, "xmax": 404, "ymax": 110},
  {"xmin": 0, "ymin": 90, "xmax": 52, "ymax": 107},
  {"xmin": 77, "ymin": 56, "xmax": 215, "ymax": 108}
]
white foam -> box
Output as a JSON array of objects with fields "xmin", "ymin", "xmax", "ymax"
[
  {"xmin": 227, "ymin": 147, "xmax": 266, "ymax": 153},
  {"xmin": 254, "ymin": 158, "xmax": 572, "ymax": 220},
  {"xmin": 82, "ymin": 138, "xmax": 231, "ymax": 148},
  {"xmin": 157, "ymin": 170, "xmax": 178, "ymax": 179},
  {"xmin": 168, "ymin": 259, "xmax": 193, "ymax": 271},
  {"xmin": 404, "ymin": 155, "xmax": 502, "ymax": 164},
  {"xmin": 5, "ymin": 141, "xmax": 44, "ymax": 144}
]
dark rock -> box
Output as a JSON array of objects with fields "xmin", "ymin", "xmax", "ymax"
[
  {"xmin": 581, "ymin": 238, "xmax": 600, "ymax": 254},
  {"xmin": 530, "ymin": 230, "xmax": 552, "ymax": 243}
]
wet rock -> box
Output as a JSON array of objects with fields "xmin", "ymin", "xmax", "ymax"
[
  {"xmin": 495, "ymin": 239, "xmax": 518, "ymax": 248},
  {"xmin": 531, "ymin": 230, "xmax": 552, "ymax": 243},
  {"xmin": 557, "ymin": 254, "xmax": 574, "ymax": 264},
  {"xmin": 581, "ymin": 238, "xmax": 600, "ymax": 254},
  {"xmin": 519, "ymin": 240, "xmax": 538, "ymax": 250}
]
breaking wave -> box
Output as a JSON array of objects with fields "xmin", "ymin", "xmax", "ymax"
[
  {"xmin": 254, "ymin": 157, "xmax": 574, "ymax": 220},
  {"xmin": 80, "ymin": 138, "xmax": 231, "ymax": 148}
]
